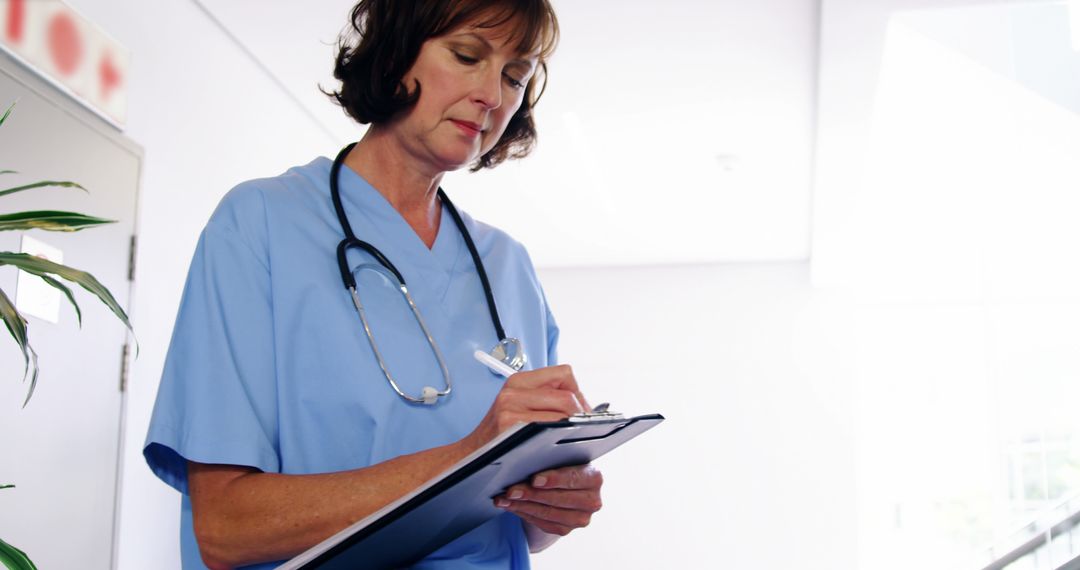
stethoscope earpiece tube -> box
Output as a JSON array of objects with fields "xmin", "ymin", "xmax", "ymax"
[
  {"xmin": 438, "ymin": 190, "xmax": 507, "ymax": 344},
  {"xmin": 336, "ymin": 240, "xmax": 357, "ymax": 290},
  {"xmin": 330, "ymin": 143, "xmax": 359, "ymax": 243}
]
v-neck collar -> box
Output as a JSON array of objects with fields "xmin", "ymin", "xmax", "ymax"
[{"xmin": 318, "ymin": 156, "xmax": 464, "ymax": 302}]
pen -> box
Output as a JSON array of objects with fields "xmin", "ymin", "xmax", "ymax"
[{"xmin": 473, "ymin": 349, "xmax": 518, "ymax": 378}]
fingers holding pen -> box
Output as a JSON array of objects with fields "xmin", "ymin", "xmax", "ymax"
[
  {"xmin": 506, "ymin": 364, "xmax": 590, "ymax": 413},
  {"xmin": 481, "ymin": 387, "xmax": 579, "ymax": 437},
  {"xmin": 461, "ymin": 364, "xmax": 593, "ymax": 455},
  {"xmin": 494, "ymin": 386, "xmax": 583, "ymax": 417},
  {"xmin": 463, "ymin": 388, "xmax": 580, "ymax": 452}
]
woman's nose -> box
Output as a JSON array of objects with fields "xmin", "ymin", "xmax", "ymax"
[{"xmin": 472, "ymin": 68, "xmax": 503, "ymax": 110}]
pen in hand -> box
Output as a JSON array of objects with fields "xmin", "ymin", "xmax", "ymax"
[
  {"xmin": 472, "ymin": 350, "xmax": 588, "ymax": 414},
  {"xmin": 473, "ymin": 349, "xmax": 518, "ymax": 378}
]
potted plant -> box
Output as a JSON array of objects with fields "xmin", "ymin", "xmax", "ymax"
[{"xmin": 0, "ymin": 102, "xmax": 135, "ymax": 570}]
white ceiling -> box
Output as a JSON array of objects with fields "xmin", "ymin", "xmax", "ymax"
[{"xmin": 198, "ymin": 0, "xmax": 819, "ymax": 268}]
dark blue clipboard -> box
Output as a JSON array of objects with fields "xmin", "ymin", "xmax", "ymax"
[{"xmin": 279, "ymin": 413, "xmax": 664, "ymax": 569}]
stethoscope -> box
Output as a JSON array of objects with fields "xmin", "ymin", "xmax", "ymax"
[{"xmin": 330, "ymin": 143, "xmax": 526, "ymax": 405}]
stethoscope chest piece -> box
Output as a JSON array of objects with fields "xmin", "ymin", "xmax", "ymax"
[{"xmin": 491, "ymin": 338, "xmax": 527, "ymax": 371}]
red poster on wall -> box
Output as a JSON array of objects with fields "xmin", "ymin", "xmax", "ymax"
[{"xmin": 0, "ymin": 0, "xmax": 129, "ymax": 126}]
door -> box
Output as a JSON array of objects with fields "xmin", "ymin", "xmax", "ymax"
[{"xmin": 0, "ymin": 49, "xmax": 140, "ymax": 569}]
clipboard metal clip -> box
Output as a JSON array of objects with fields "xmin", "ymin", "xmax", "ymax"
[{"xmin": 569, "ymin": 402, "xmax": 624, "ymax": 423}]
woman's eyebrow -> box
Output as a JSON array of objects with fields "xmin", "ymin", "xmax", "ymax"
[{"xmin": 455, "ymin": 32, "xmax": 537, "ymax": 69}]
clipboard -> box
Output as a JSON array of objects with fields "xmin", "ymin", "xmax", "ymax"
[{"xmin": 280, "ymin": 410, "xmax": 664, "ymax": 569}]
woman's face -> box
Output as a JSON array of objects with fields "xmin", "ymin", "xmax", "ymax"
[{"xmin": 387, "ymin": 20, "xmax": 538, "ymax": 173}]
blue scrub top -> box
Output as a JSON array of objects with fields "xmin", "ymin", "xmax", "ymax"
[{"xmin": 144, "ymin": 157, "xmax": 560, "ymax": 569}]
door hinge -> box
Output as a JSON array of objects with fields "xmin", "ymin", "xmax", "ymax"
[
  {"xmin": 119, "ymin": 342, "xmax": 130, "ymax": 393},
  {"xmin": 127, "ymin": 234, "xmax": 137, "ymax": 281}
]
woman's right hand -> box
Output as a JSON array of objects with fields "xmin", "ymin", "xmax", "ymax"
[{"xmin": 459, "ymin": 364, "xmax": 589, "ymax": 454}]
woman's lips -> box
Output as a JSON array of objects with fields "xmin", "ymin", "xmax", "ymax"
[{"xmin": 450, "ymin": 120, "xmax": 483, "ymax": 137}]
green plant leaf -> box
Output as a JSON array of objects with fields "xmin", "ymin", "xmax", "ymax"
[
  {"xmin": 0, "ymin": 536, "xmax": 38, "ymax": 570},
  {"xmin": 0, "ymin": 485, "xmax": 13, "ymax": 490},
  {"xmin": 0, "ymin": 287, "xmax": 30, "ymax": 372},
  {"xmin": 38, "ymin": 274, "xmax": 82, "ymax": 327},
  {"xmin": 0, "ymin": 253, "xmax": 131, "ymax": 335},
  {"xmin": 0, "ymin": 287, "xmax": 38, "ymax": 406},
  {"xmin": 0, "ymin": 171, "xmax": 16, "ymax": 175},
  {"xmin": 0, "ymin": 210, "xmax": 115, "ymax": 232},
  {"xmin": 0, "ymin": 180, "xmax": 87, "ymax": 198},
  {"xmin": 0, "ymin": 103, "xmax": 12, "ymax": 128}
]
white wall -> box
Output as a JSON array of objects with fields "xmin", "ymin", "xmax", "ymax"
[{"xmin": 532, "ymin": 263, "xmax": 855, "ymax": 570}]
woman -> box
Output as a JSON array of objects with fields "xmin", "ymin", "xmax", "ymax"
[{"xmin": 143, "ymin": 0, "xmax": 602, "ymax": 568}]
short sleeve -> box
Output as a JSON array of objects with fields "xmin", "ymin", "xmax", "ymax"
[{"xmin": 143, "ymin": 185, "xmax": 280, "ymax": 496}]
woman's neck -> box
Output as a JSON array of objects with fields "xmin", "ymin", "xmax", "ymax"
[{"xmin": 344, "ymin": 129, "xmax": 443, "ymax": 248}]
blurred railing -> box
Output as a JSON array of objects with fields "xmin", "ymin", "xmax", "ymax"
[
  {"xmin": 979, "ymin": 493, "xmax": 1080, "ymax": 570},
  {"xmin": 1058, "ymin": 553, "xmax": 1080, "ymax": 570}
]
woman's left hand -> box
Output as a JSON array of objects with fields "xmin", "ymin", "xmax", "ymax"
[{"xmin": 494, "ymin": 464, "xmax": 603, "ymax": 536}]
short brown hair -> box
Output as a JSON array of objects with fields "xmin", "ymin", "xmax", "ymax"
[{"xmin": 326, "ymin": 0, "xmax": 559, "ymax": 171}]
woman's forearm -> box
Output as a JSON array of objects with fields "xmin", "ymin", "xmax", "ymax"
[{"xmin": 188, "ymin": 439, "xmax": 472, "ymax": 569}]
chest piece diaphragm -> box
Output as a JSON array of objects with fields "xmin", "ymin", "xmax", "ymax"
[{"xmin": 491, "ymin": 337, "xmax": 526, "ymax": 371}]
